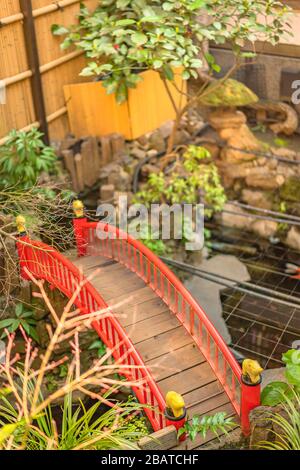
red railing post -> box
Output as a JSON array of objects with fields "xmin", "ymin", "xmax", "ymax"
[
  {"xmin": 240, "ymin": 369, "xmax": 262, "ymax": 436},
  {"xmin": 72, "ymin": 200, "xmax": 88, "ymax": 257}
]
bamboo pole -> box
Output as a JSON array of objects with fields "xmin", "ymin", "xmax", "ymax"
[
  {"xmin": 0, "ymin": 0, "xmax": 82, "ymax": 26},
  {"xmin": 3, "ymin": 50, "xmax": 84, "ymax": 87},
  {"xmin": 19, "ymin": 0, "xmax": 49, "ymax": 143}
]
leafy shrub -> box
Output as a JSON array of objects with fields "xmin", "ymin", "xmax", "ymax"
[
  {"xmin": 134, "ymin": 146, "xmax": 226, "ymax": 216},
  {"xmin": 258, "ymin": 389, "xmax": 300, "ymax": 451},
  {"xmin": 261, "ymin": 349, "xmax": 300, "ymax": 407},
  {"xmin": 0, "ymin": 386, "xmax": 148, "ymax": 450},
  {"xmin": 0, "ymin": 129, "xmax": 57, "ymax": 190},
  {"xmin": 178, "ymin": 412, "xmax": 235, "ymax": 441},
  {"xmin": 0, "ymin": 303, "xmax": 38, "ymax": 343},
  {"xmin": 52, "ymin": 0, "xmax": 290, "ymax": 104}
]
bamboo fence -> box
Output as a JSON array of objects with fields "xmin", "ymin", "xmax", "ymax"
[{"xmin": 0, "ymin": 0, "xmax": 98, "ymax": 144}]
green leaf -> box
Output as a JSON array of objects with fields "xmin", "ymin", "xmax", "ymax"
[
  {"xmin": 131, "ymin": 32, "xmax": 148, "ymax": 46},
  {"xmin": 0, "ymin": 319, "xmax": 14, "ymax": 329},
  {"xmin": 15, "ymin": 303, "xmax": 23, "ymax": 317},
  {"xmin": 261, "ymin": 381, "xmax": 292, "ymax": 406},
  {"xmin": 0, "ymin": 423, "xmax": 18, "ymax": 445},
  {"xmin": 286, "ymin": 364, "xmax": 300, "ymax": 386},
  {"xmin": 115, "ymin": 19, "xmax": 136, "ymax": 26},
  {"xmin": 153, "ymin": 59, "xmax": 163, "ymax": 69},
  {"xmin": 51, "ymin": 24, "xmax": 69, "ymax": 36},
  {"xmin": 162, "ymin": 65, "xmax": 174, "ymax": 81}
]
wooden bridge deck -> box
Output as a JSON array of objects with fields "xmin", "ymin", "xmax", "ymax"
[{"xmin": 73, "ymin": 254, "xmax": 237, "ymax": 449}]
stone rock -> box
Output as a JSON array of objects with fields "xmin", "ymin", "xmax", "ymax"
[
  {"xmin": 100, "ymin": 184, "xmax": 115, "ymax": 202},
  {"xmin": 219, "ymin": 203, "xmax": 252, "ymax": 230},
  {"xmin": 249, "ymin": 406, "xmax": 273, "ymax": 449},
  {"xmin": 209, "ymin": 110, "xmax": 261, "ymax": 163},
  {"xmin": 245, "ymin": 173, "xmax": 285, "ymax": 190},
  {"xmin": 158, "ymin": 120, "xmax": 174, "ymax": 139},
  {"xmin": 141, "ymin": 164, "xmax": 160, "ymax": 177},
  {"xmin": 251, "ymin": 220, "xmax": 278, "ymax": 239},
  {"xmin": 272, "ymin": 147, "xmax": 297, "ymax": 161},
  {"xmin": 107, "ymin": 164, "xmax": 131, "ymax": 191},
  {"xmin": 149, "ymin": 130, "xmax": 166, "ymax": 153},
  {"xmin": 241, "ymin": 189, "xmax": 272, "ymax": 210},
  {"xmin": 174, "ymin": 129, "xmax": 190, "ymax": 146},
  {"xmin": 130, "ymin": 146, "xmax": 147, "ymax": 160},
  {"xmin": 285, "ymin": 226, "xmax": 300, "ymax": 251},
  {"xmin": 261, "ymin": 367, "xmax": 286, "ymax": 389},
  {"xmin": 147, "ymin": 149, "xmax": 159, "ymax": 159},
  {"xmin": 136, "ymin": 134, "xmax": 149, "ymax": 147}
]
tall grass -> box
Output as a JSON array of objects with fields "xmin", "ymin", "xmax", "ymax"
[{"xmin": 257, "ymin": 390, "xmax": 300, "ymax": 450}]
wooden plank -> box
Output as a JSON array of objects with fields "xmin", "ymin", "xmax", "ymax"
[
  {"xmin": 136, "ymin": 326, "xmax": 193, "ymax": 362},
  {"xmin": 146, "ymin": 343, "xmax": 206, "ymax": 382},
  {"xmin": 110, "ymin": 133, "xmax": 125, "ymax": 159},
  {"xmin": 129, "ymin": 311, "xmax": 180, "ymax": 345},
  {"xmin": 100, "ymin": 135, "xmax": 113, "ymax": 165},
  {"xmin": 74, "ymin": 153, "xmax": 85, "ymax": 192},
  {"xmin": 107, "ymin": 286, "xmax": 157, "ymax": 308},
  {"xmin": 158, "ymin": 362, "xmax": 216, "ymax": 397},
  {"xmin": 62, "ymin": 149, "xmax": 79, "ymax": 193},
  {"xmin": 139, "ymin": 426, "xmax": 177, "ymax": 451},
  {"xmin": 81, "ymin": 139, "xmax": 95, "ymax": 188},
  {"xmin": 121, "ymin": 297, "xmax": 173, "ymax": 327},
  {"xmin": 181, "ymin": 381, "xmax": 223, "ymax": 408}
]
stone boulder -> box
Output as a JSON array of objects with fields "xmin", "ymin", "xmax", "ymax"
[{"xmin": 285, "ymin": 226, "xmax": 300, "ymax": 251}]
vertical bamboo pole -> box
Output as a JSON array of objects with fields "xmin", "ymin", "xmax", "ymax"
[{"xmin": 19, "ymin": 0, "xmax": 49, "ymax": 144}]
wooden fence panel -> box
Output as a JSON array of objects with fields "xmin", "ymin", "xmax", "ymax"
[{"xmin": 0, "ymin": 0, "xmax": 98, "ymax": 143}]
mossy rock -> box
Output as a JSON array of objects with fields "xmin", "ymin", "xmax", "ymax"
[
  {"xmin": 199, "ymin": 78, "xmax": 258, "ymax": 107},
  {"xmin": 279, "ymin": 177, "xmax": 300, "ymax": 202}
]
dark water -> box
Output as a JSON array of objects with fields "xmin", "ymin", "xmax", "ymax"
[{"xmin": 209, "ymin": 223, "xmax": 300, "ymax": 369}]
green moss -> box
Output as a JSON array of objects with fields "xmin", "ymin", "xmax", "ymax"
[
  {"xmin": 279, "ymin": 177, "xmax": 300, "ymax": 203},
  {"xmin": 199, "ymin": 78, "xmax": 258, "ymax": 107}
]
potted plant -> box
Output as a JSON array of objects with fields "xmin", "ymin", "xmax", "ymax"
[{"xmin": 53, "ymin": 0, "xmax": 291, "ymax": 143}]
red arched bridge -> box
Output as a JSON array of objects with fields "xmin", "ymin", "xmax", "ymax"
[{"xmin": 16, "ymin": 209, "xmax": 261, "ymax": 447}]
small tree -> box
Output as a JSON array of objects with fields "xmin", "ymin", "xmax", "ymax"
[{"xmin": 53, "ymin": 0, "xmax": 291, "ymax": 152}]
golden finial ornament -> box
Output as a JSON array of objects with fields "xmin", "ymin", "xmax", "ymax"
[
  {"xmin": 242, "ymin": 359, "xmax": 263, "ymax": 384},
  {"xmin": 166, "ymin": 391, "xmax": 185, "ymax": 418},
  {"xmin": 16, "ymin": 215, "xmax": 27, "ymax": 235},
  {"xmin": 73, "ymin": 200, "xmax": 84, "ymax": 218}
]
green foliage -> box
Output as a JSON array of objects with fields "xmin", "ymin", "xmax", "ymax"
[
  {"xmin": 261, "ymin": 349, "xmax": 300, "ymax": 407},
  {"xmin": 258, "ymin": 389, "xmax": 300, "ymax": 450},
  {"xmin": 0, "ymin": 303, "xmax": 38, "ymax": 343},
  {"xmin": 178, "ymin": 412, "xmax": 235, "ymax": 441},
  {"xmin": 274, "ymin": 137, "xmax": 289, "ymax": 148},
  {"xmin": 53, "ymin": 0, "xmax": 290, "ymax": 103},
  {"xmin": 0, "ymin": 388, "xmax": 148, "ymax": 450},
  {"xmin": 88, "ymin": 339, "xmax": 107, "ymax": 358},
  {"xmin": 139, "ymin": 225, "xmax": 168, "ymax": 255},
  {"xmin": 134, "ymin": 146, "xmax": 227, "ymax": 217},
  {"xmin": 0, "ymin": 129, "xmax": 57, "ymax": 191}
]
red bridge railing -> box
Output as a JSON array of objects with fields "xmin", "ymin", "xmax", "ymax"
[
  {"xmin": 74, "ymin": 217, "xmax": 261, "ymax": 435},
  {"xmin": 16, "ymin": 216, "xmax": 261, "ymax": 435},
  {"xmin": 16, "ymin": 235, "xmax": 166, "ymax": 432}
]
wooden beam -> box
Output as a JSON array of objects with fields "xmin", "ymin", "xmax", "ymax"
[{"xmin": 19, "ymin": 0, "xmax": 49, "ymax": 144}]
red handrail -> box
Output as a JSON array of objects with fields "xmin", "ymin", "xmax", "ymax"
[
  {"xmin": 16, "ymin": 235, "xmax": 166, "ymax": 432},
  {"xmin": 77, "ymin": 220, "xmax": 260, "ymax": 434}
]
